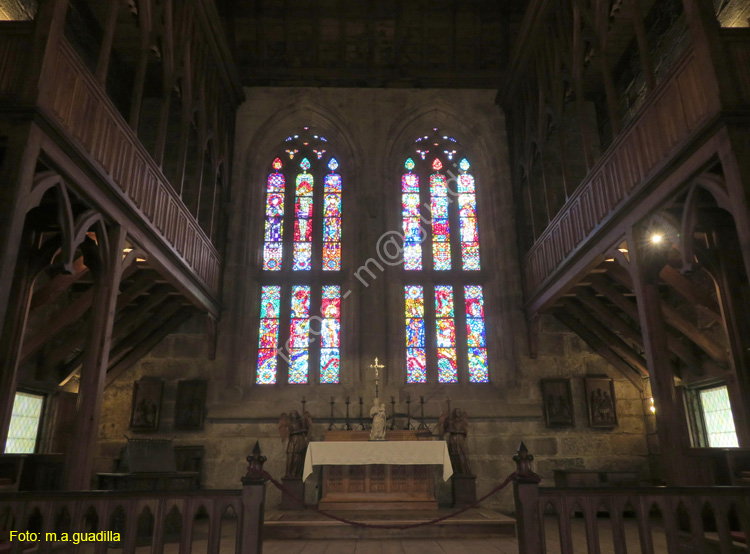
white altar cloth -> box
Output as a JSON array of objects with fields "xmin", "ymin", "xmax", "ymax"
[{"xmin": 302, "ymin": 440, "xmax": 453, "ymax": 481}]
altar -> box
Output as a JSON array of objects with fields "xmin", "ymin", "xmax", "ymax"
[{"xmin": 303, "ymin": 430, "xmax": 452, "ymax": 510}]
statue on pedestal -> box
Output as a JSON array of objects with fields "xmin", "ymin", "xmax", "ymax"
[
  {"xmin": 278, "ymin": 409, "xmax": 313, "ymax": 478},
  {"xmin": 439, "ymin": 408, "xmax": 473, "ymax": 476},
  {"xmin": 369, "ymin": 401, "xmax": 387, "ymax": 440}
]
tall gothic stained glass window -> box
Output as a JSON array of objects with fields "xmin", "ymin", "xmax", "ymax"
[
  {"xmin": 257, "ymin": 285, "xmax": 281, "ymax": 384},
  {"xmin": 403, "ymin": 129, "xmax": 489, "ymax": 384},
  {"xmin": 262, "ymin": 158, "xmax": 285, "ymax": 270},
  {"xmin": 405, "ymin": 285, "xmax": 427, "ymax": 383},
  {"xmin": 255, "ymin": 129, "xmax": 343, "ymax": 385}
]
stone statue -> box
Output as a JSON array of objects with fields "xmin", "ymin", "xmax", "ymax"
[
  {"xmin": 278, "ymin": 409, "xmax": 312, "ymax": 478},
  {"xmin": 439, "ymin": 408, "xmax": 473, "ymax": 476},
  {"xmin": 369, "ymin": 401, "xmax": 387, "ymax": 440}
]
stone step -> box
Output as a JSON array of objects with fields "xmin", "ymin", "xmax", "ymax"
[{"xmin": 263, "ymin": 508, "xmax": 517, "ymax": 540}]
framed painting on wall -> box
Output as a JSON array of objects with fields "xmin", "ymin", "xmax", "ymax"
[
  {"xmin": 541, "ymin": 379, "xmax": 574, "ymax": 427},
  {"xmin": 174, "ymin": 380, "xmax": 208, "ymax": 430},
  {"xmin": 585, "ymin": 376, "xmax": 618, "ymax": 428},
  {"xmin": 129, "ymin": 379, "xmax": 163, "ymax": 432}
]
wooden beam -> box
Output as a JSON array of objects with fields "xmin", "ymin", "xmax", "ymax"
[
  {"xmin": 56, "ymin": 289, "xmax": 174, "ymax": 385},
  {"xmin": 659, "ymin": 265, "xmax": 722, "ymax": 324},
  {"xmin": 560, "ymin": 299, "xmax": 649, "ymax": 376},
  {"xmin": 30, "ymin": 256, "xmax": 88, "ymax": 310},
  {"xmin": 553, "ymin": 310, "xmax": 644, "ymax": 391},
  {"xmin": 44, "ymin": 273, "xmax": 154, "ymax": 376},
  {"xmin": 578, "ymin": 285, "xmax": 701, "ymax": 370},
  {"xmin": 105, "ymin": 308, "xmax": 195, "ymax": 387},
  {"xmin": 106, "ymin": 299, "xmax": 184, "ymax": 368},
  {"xmin": 20, "ymin": 264, "xmax": 137, "ymax": 364},
  {"xmin": 607, "ymin": 263, "xmax": 728, "ymax": 364}
]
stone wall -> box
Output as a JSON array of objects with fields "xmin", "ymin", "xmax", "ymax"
[{"xmin": 96, "ymin": 87, "xmax": 655, "ymax": 514}]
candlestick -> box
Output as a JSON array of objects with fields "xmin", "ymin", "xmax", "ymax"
[
  {"xmin": 404, "ymin": 395, "xmax": 411, "ymax": 430},
  {"xmin": 359, "ymin": 397, "xmax": 364, "ymax": 429},
  {"xmin": 344, "ymin": 396, "xmax": 351, "ymax": 430},
  {"xmin": 418, "ymin": 395, "xmax": 427, "ymax": 430},
  {"xmin": 301, "ymin": 396, "xmax": 306, "ymax": 414},
  {"xmin": 328, "ymin": 396, "xmax": 335, "ymax": 430},
  {"xmin": 390, "ymin": 396, "xmax": 396, "ymax": 430}
]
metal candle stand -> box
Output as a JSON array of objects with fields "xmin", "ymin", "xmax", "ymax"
[
  {"xmin": 359, "ymin": 396, "xmax": 364, "ymax": 430},
  {"xmin": 390, "ymin": 396, "xmax": 396, "ymax": 430},
  {"xmin": 404, "ymin": 395, "xmax": 411, "ymax": 430},
  {"xmin": 328, "ymin": 397, "xmax": 335, "ymax": 430},
  {"xmin": 344, "ymin": 397, "xmax": 351, "ymax": 430},
  {"xmin": 418, "ymin": 395, "xmax": 428, "ymax": 430}
]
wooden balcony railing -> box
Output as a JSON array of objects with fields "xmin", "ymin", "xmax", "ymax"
[
  {"xmin": 0, "ymin": 445, "xmax": 268, "ymax": 554},
  {"xmin": 0, "ymin": 23, "xmax": 32, "ymax": 99},
  {"xmin": 38, "ymin": 38, "xmax": 222, "ymax": 298},
  {"xmin": 522, "ymin": 44, "xmax": 718, "ymax": 306},
  {"xmin": 512, "ymin": 445, "xmax": 750, "ymax": 554}
]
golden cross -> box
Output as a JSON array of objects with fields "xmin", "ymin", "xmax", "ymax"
[{"xmin": 369, "ymin": 357, "xmax": 385, "ymax": 380}]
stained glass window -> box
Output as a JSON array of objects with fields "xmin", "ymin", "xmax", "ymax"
[
  {"xmin": 465, "ymin": 285, "xmax": 488, "ymax": 383},
  {"xmin": 4, "ymin": 392, "xmax": 43, "ymax": 454},
  {"xmin": 435, "ymin": 286, "xmax": 457, "ymax": 383},
  {"xmin": 458, "ymin": 158, "xmax": 480, "ymax": 270},
  {"xmin": 400, "ymin": 133, "xmax": 489, "ymax": 384},
  {"xmin": 256, "ymin": 285, "xmax": 281, "ymax": 384},
  {"xmin": 262, "ymin": 158, "xmax": 285, "ymax": 270},
  {"xmin": 430, "ymin": 159, "xmax": 452, "ymax": 270},
  {"xmin": 320, "ymin": 285, "xmax": 341, "ymax": 383},
  {"xmin": 323, "ymin": 158, "xmax": 342, "ymax": 271},
  {"xmin": 288, "ymin": 286, "xmax": 311, "ymax": 384},
  {"xmin": 405, "ymin": 285, "xmax": 426, "ymax": 383},
  {"xmin": 402, "ymin": 158, "xmax": 423, "ymax": 270},
  {"xmin": 293, "ymin": 158, "xmax": 314, "ymax": 271}
]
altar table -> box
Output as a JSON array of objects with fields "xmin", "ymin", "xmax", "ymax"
[{"xmin": 303, "ymin": 439, "xmax": 452, "ymax": 510}]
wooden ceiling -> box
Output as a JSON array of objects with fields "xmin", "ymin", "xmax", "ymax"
[{"xmin": 218, "ymin": 0, "xmax": 527, "ymax": 88}]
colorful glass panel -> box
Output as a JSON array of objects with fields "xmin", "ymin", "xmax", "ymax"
[
  {"xmin": 437, "ymin": 348, "xmax": 457, "ymax": 383},
  {"xmin": 257, "ymin": 285, "xmax": 281, "ymax": 384},
  {"xmin": 262, "ymin": 163, "xmax": 285, "ymax": 271},
  {"xmin": 320, "ymin": 285, "xmax": 341, "ymax": 383},
  {"xmin": 465, "ymin": 285, "xmax": 488, "ymax": 383},
  {"xmin": 322, "ymin": 243, "xmax": 341, "ymax": 271},
  {"xmin": 323, "ymin": 162, "xmax": 342, "ymax": 272},
  {"xmin": 435, "ymin": 285, "xmax": 457, "ymax": 383},
  {"xmin": 405, "ymin": 286, "xmax": 426, "ymax": 383},
  {"xmin": 459, "ymin": 164, "xmax": 480, "ymax": 270},
  {"xmin": 402, "ymin": 164, "xmax": 422, "ymax": 270},
  {"xmin": 430, "ymin": 169, "xmax": 451, "ymax": 270},
  {"xmin": 288, "ymin": 286, "xmax": 311, "ymax": 384},
  {"xmin": 293, "ymin": 159, "xmax": 314, "ymax": 271}
]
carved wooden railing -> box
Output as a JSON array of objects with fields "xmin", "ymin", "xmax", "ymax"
[
  {"xmin": 37, "ymin": 38, "xmax": 222, "ymax": 297},
  {"xmin": 512, "ymin": 445, "xmax": 750, "ymax": 554},
  {"xmin": 522, "ymin": 44, "xmax": 718, "ymax": 306},
  {"xmin": 0, "ymin": 23, "xmax": 32, "ymax": 99},
  {"xmin": 0, "ymin": 445, "xmax": 268, "ymax": 554}
]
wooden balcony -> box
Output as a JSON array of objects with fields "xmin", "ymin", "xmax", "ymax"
[
  {"xmin": 40, "ymin": 37, "xmax": 222, "ymax": 299},
  {"xmin": 522, "ymin": 42, "xmax": 723, "ymax": 314}
]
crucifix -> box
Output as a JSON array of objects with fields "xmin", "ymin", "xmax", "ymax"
[{"xmin": 369, "ymin": 357, "xmax": 384, "ymax": 400}]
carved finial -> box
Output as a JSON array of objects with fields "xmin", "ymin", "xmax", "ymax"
[
  {"xmin": 242, "ymin": 441, "xmax": 268, "ymax": 484},
  {"xmin": 513, "ymin": 442, "xmax": 541, "ymax": 483}
]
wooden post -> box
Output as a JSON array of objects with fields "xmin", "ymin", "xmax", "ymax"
[
  {"xmin": 240, "ymin": 442, "xmax": 268, "ymax": 554},
  {"xmin": 64, "ymin": 225, "xmax": 127, "ymax": 490},
  {"xmin": 512, "ymin": 442, "xmax": 542, "ymax": 554},
  {"xmin": 626, "ymin": 226, "xmax": 704, "ymax": 485}
]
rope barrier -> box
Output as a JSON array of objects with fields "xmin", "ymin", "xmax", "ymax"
[{"xmin": 248, "ymin": 468, "xmax": 539, "ymax": 530}]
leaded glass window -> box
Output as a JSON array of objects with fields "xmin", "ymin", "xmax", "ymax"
[
  {"xmin": 699, "ymin": 385, "xmax": 739, "ymax": 447},
  {"xmin": 403, "ymin": 129, "xmax": 489, "ymax": 384},
  {"xmin": 255, "ymin": 129, "xmax": 343, "ymax": 385},
  {"xmin": 4, "ymin": 392, "xmax": 44, "ymax": 454}
]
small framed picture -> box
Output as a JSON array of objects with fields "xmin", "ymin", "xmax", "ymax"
[
  {"xmin": 174, "ymin": 380, "xmax": 208, "ymax": 430},
  {"xmin": 541, "ymin": 379, "xmax": 574, "ymax": 427},
  {"xmin": 129, "ymin": 379, "xmax": 163, "ymax": 432},
  {"xmin": 585, "ymin": 376, "xmax": 618, "ymax": 428}
]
